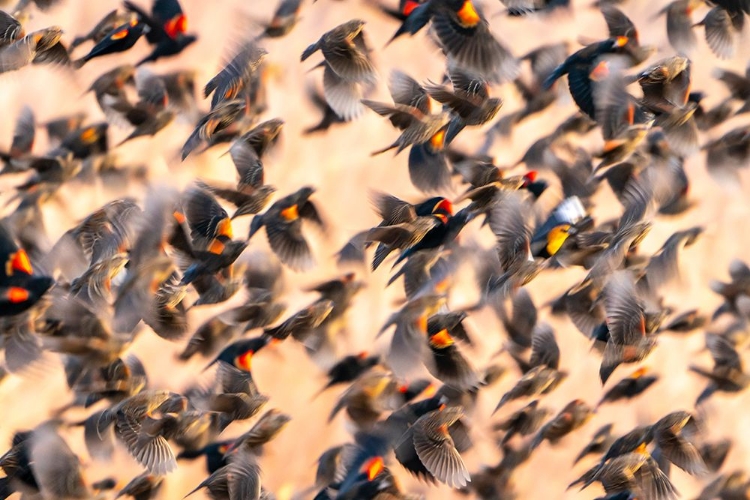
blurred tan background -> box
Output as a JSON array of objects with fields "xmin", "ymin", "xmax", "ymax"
[{"xmin": 0, "ymin": 0, "xmax": 749, "ymax": 498}]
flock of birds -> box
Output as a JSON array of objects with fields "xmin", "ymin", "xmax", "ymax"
[{"xmin": 0, "ymin": 0, "xmax": 748, "ymax": 498}]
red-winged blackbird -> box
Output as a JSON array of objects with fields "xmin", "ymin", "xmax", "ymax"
[
  {"xmin": 70, "ymin": 10, "xmax": 137, "ymax": 51},
  {"xmin": 543, "ymin": 37, "xmax": 631, "ymax": 119},
  {"xmin": 123, "ymin": 0, "xmax": 197, "ymax": 65},
  {"xmin": 0, "ymin": 224, "xmax": 53, "ymax": 316},
  {"xmin": 248, "ymin": 186, "xmax": 323, "ymax": 271},
  {"xmin": 73, "ymin": 18, "xmax": 147, "ymax": 68},
  {"xmin": 389, "ymin": 0, "xmax": 519, "ymax": 83}
]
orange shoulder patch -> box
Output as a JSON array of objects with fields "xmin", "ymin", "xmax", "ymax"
[
  {"xmin": 430, "ymin": 328, "xmax": 454, "ymax": 348},
  {"xmin": 457, "ymin": 0, "xmax": 481, "ymax": 27},
  {"xmin": 110, "ymin": 28, "xmax": 129, "ymax": 41},
  {"xmin": 280, "ymin": 204, "xmax": 299, "ymax": 221},
  {"xmin": 6, "ymin": 287, "xmax": 29, "ymax": 304}
]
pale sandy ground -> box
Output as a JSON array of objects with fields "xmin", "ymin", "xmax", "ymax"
[{"xmin": 0, "ymin": 0, "xmax": 749, "ymax": 498}]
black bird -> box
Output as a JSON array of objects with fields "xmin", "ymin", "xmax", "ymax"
[
  {"xmin": 73, "ymin": 18, "xmax": 148, "ymax": 68},
  {"xmin": 124, "ymin": 0, "xmax": 197, "ymax": 65}
]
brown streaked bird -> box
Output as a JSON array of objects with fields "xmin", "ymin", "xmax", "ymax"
[
  {"xmin": 231, "ymin": 117, "xmax": 284, "ymax": 166},
  {"xmin": 661, "ymin": 309, "xmax": 706, "ymax": 333},
  {"xmin": 179, "ymin": 316, "xmax": 238, "ymax": 362},
  {"xmin": 636, "ymin": 57, "xmax": 698, "ymax": 157},
  {"xmin": 711, "ymin": 259, "xmax": 750, "ymax": 318},
  {"xmin": 293, "ymin": 272, "xmax": 365, "ymax": 357},
  {"xmin": 530, "ymin": 399, "xmax": 593, "ymax": 450},
  {"xmin": 263, "ymin": 299, "xmax": 333, "ymax": 342},
  {"xmin": 486, "ymin": 192, "xmax": 547, "ymax": 296},
  {"xmin": 45, "ymin": 198, "xmax": 140, "ymax": 282},
  {"xmin": 495, "ymin": 287, "xmax": 538, "ymax": 349},
  {"xmin": 0, "ymin": 105, "xmax": 35, "ymax": 174},
  {"xmin": 116, "ymin": 70, "xmax": 176, "ymax": 146},
  {"xmin": 112, "ymin": 190, "xmax": 182, "ymax": 336},
  {"xmin": 257, "ymin": 0, "xmax": 303, "ymax": 38},
  {"xmin": 696, "ymin": 471, "xmax": 750, "ymax": 500},
  {"xmin": 228, "ymin": 408, "xmax": 291, "ymax": 454},
  {"xmin": 703, "ymin": 124, "xmax": 750, "ymax": 185},
  {"xmin": 86, "ymin": 390, "xmax": 186, "ymax": 475},
  {"xmin": 636, "ymin": 226, "xmax": 703, "ymax": 295},
  {"xmin": 181, "ymin": 99, "xmax": 248, "ymax": 160},
  {"xmin": 39, "ymin": 293, "xmax": 131, "ymax": 382},
  {"xmin": 301, "ymin": 19, "xmax": 377, "ymax": 120},
  {"xmin": 185, "ymin": 448, "xmax": 263, "ymax": 500},
  {"xmin": 493, "ymin": 325, "xmax": 568, "ymax": 412},
  {"xmin": 592, "ymin": 60, "xmax": 655, "ymax": 175},
  {"xmin": 580, "ymin": 448, "xmax": 678, "ymax": 500},
  {"xmin": 585, "ymin": 411, "xmax": 706, "ymax": 483},
  {"xmin": 196, "ymin": 120, "xmax": 282, "ymax": 219},
  {"xmin": 303, "ymin": 83, "xmax": 347, "ymax": 134},
  {"xmin": 716, "ymin": 66, "xmax": 750, "ymax": 115},
  {"xmin": 494, "ymin": 399, "xmax": 549, "ymax": 445},
  {"xmin": 408, "ymin": 405, "xmax": 471, "ymax": 488},
  {"xmin": 650, "ymin": 410, "xmax": 708, "ymax": 476},
  {"xmin": 598, "ymin": 367, "xmax": 658, "ymax": 407},
  {"xmin": 689, "ymin": 91, "xmax": 734, "ymax": 131},
  {"xmin": 0, "ymin": 10, "xmax": 25, "ymax": 47},
  {"xmin": 498, "ymin": 0, "xmax": 570, "ymax": 16},
  {"xmin": 386, "ymin": 247, "xmax": 455, "ymax": 301},
  {"xmin": 660, "ymin": 0, "xmax": 702, "ymax": 54},
  {"xmin": 87, "ymin": 64, "xmax": 136, "ymax": 124},
  {"xmin": 339, "ymin": 192, "xmax": 451, "ymax": 270},
  {"xmin": 699, "ymin": 439, "xmax": 732, "ymax": 473},
  {"xmin": 574, "ymin": 423, "xmax": 615, "ymax": 465},
  {"xmin": 328, "ymin": 367, "xmax": 423, "ymax": 428},
  {"xmin": 72, "ymin": 354, "xmax": 147, "ymax": 409},
  {"xmin": 381, "ymin": 398, "xmax": 472, "ymax": 488},
  {"xmin": 505, "ymin": 322, "xmax": 562, "ymax": 375},
  {"xmin": 115, "ymin": 472, "xmax": 163, "ymax": 500},
  {"xmin": 637, "ymin": 57, "xmax": 692, "ymax": 115},
  {"xmin": 0, "ymin": 421, "xmax": 91, "ymax": 500},
  {"xmin": 248, "ymin": 186, "xmax": 323, "ymax": 271},
  {"xmin": 570, "ymin": 425, "xmax": 656, "ymax": 490},
  {"xmin": 599, "ymin": 271, "xmax": 659, "ymax": 384},
  {"xmin": 695, "ymin": 0, "xmax": 749, "ymax": 59},
  {"xmin": 204, "ymin": 40, "xmax": 267, "ymax": 110},
  {"xmin": 160, "ymin": 68, "xmax": 199, "ymax": 118},
  {"xmin": 574, "ymin": 220, "xmax": 652, "ymax": 294},
  {"xmin": 425, "ymin": 65, "xmax": 503, "ymax": 144},
  {"xmin": 691, "ymin": 333, "xmax": 750, "ymax": 404},
  {"xmin": 378, "ymin": 294, "xmax": 446, "ymax": 379},
  {"xmin": 0, "ymin": 26, "xmax": 69, "ymax": 73},
  {"xmin": 362, "ymin": 97, "xmax": 448, "ymax": 156}
]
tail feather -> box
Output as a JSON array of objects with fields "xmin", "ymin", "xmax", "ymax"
[
  {"xmin": 301, "ymin": 41, "xmax": 321, "ymax": 62},
  {"xmin": 542, "ymin": 62, "xmax": 567, "ymax": 90}
]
